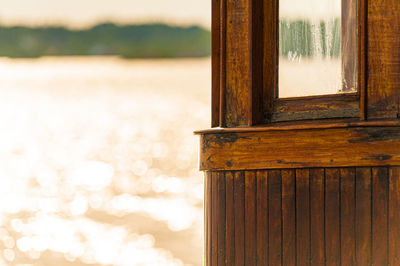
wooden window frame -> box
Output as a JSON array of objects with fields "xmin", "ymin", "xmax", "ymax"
[
  {"xmin": 265, "ymin": 0, "xmax": 367, "ymax": 123},
  {"xmin": 211, "ymin": 0, "xmax": 368, "ymax": 127}
]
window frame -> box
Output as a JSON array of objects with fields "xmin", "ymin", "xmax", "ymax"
[{"xmin": 264, "ymin": 0, "xmax": 367, "ymax": 123}]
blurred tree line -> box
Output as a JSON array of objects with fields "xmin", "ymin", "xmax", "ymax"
[
  {"xmin": 0, "ymin": 23, "xmax": 211, "ymax": 58},
  {"xmin": 279, "ymin": 19, "xmax": 341, "ymax": 58}
]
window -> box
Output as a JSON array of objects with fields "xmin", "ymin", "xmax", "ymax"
[{"xmin": 263, "ymin": 0, "xmax": 365, "ymax": 122}]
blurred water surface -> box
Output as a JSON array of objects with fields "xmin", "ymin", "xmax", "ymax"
[{"xmin": 0, "ymin": 57, "xmax": 210, "ymax": 266}]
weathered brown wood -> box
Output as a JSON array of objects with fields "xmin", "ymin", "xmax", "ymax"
[
  {"xmin": 212, "ymin": 0, "xmax": 221, "ymax": 127},
  {"xmin": 225, "ymin": 0, "xmax": 250, "ymax": 127},
  {"xmin": 263, "ymin": 0, "xmax": 278, "ymax": 121},
  {"xmin": 273, "ymin": 94, "xmax": 359, "ymax": 122},
  {"xmin": 248, "ymin": 0, "xmax": 264, "ymax": 125},
  {"xmin": 355, "ymin": 167, "xmax": 372, "ymax": 265},
  {"xmin": 358, "ymin": 0, "xmax": 368, "ymax": 120},
  {"xmin": 296, "ymin": 169, "xmax": 310, "ymax": 266},
  {"xmin": 217, "ymin": 172, "xmax": 226, "ymax": 265},
  {"xmin": 200, "ymin": 126, "xmax": 400, "ymax": 171},
  {"xmin": 340, "ymin": 168, "xmax": 356, "ymax": 265},
  {"xmin": 234, "ymin": 171, "xmax": 245, "ymax": 265},
  {"xmin": 389, "ymin": 167, "xmax": 400, "ymax": 265},
  {"xmin": 211, "ymin": 172, "xmax": 218, "ymax": 265},
  {"xmin": 281, "ymin": 169, "xmax": 295, "ymax": 266},
  {"xmin": 372, "ymin": 167, "xmax": 389, "ymax": 265},
  {"xmin": 268, "ymin": 170, "xmax": 282, "ymax": 265},
  {"xmin": 219, "ymin": 0, "xmax": 227, "ymax": 127},
  {"xmin": 225, "ymin": 171, "xmax": 234, "ymax": 265},
  {"xmin": 256, "ymin": 170, "xmax": 268, "ymax": 266},
  {"xmin": 325, "ymin": 168, "xmax": 340, "ymax": 266},
  {"xmin": 310, "ymin": 169, "xmax": 325, "ymax": 266},
  {"xmin": 367, "ymin": 0, "xmax": 400, "ymax": 119},
  {"xmin": 205, "ymin": 172, "xmax": 212, "ymax": 266},
  {"xmin": 244, "ymin": 171, "xmax": 257, "ymax": 264}
]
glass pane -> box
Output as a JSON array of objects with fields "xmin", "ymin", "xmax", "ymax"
[{"xmin": 279, "ymin": 0, "xmax": 357, "ymax": 98}]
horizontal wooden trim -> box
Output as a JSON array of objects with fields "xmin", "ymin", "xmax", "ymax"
[
  {"xmin": 199, "ymin": 125, "xmax": 400, "ymax": 171},
  {"xmin": 271, "ymin": 94, "xmax": 360, "ymax": 122}
]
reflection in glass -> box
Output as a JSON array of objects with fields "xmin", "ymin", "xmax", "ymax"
[{"xmin": 279, "ymin": 0, "xmax": 357, "ymax": 98}]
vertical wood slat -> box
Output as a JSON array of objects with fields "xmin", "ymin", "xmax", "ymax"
[
  {"xmin": 216, "ymin": 172, "xmax": 226, "ymax": 265},
  {"xmin": 211, "ymin": 0, "xmax": 221, "ymax": 127},
  {"xmin": 325, "ymin": 168, "xmax": 340, "ymax": 266},
  {"xmin": 269, "ymin": 170, "xmax": 282, "ymax": 265},
  {"xmin": 282, "ymin": 170, "xmax": 296, "ymax": 266},
  {"xmin": 245, "ymin": 171, "xmax": 257, "ymax": 264},
  {"xmin": 211, "ymin": 172, "xmax": 218, "ymax": 265},
  {"xmin": 340, "ymin": 168, "xmax": 356, "ymax": 265},
  {"xmin": 225, "ymin": 171, "xmax": 235, "ymax": 265},
  {"xmin": 372, "ymin": 167, "xmax": 389, "ymax": 265},
  {"xmin": 257, "ymin": 170, "xmax": 268, "ymax": 265},
  {"xmin": 310, "ymin": 168, "xmax": 325, "ymax": 266},
  {"xmin": 205, "ymin": 172, "xmax": 212, "ymax": 266},
  {"xmin": 296, "ymin": 169, "xmax": 311, "ymax": 266},
  {"xmin": 355, "ymin": 167, "xmax": 372, "ymax": 265},
  {"xmin": 234, "ymin": 171, "xmax": 245, "ymax": 265},
  {"xmin": 389, "ymin": 167, "xmax": 400, "ymax": 265}
]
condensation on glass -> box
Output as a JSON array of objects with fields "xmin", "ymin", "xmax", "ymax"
[{"xmin": 279, "ymin": 0, "xmax": 357, "ymax": 98}]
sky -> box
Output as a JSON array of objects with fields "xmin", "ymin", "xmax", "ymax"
[{"xmin": 0, "ymin": 0, "xmax": 211, "ymax": 28}]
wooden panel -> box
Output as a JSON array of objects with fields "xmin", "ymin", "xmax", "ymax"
[
  {"xmin": 256, "ymin": 171, "xmax": 268, "ymax": 265},
  {"xmin": 355, "ymin": 167, "xmax": 372, "ymax": 265},
  {"xmin": 367, "ymin": 0, "xmax": 400, "ymax": 119},
  {"xmin": 234, "ymin": 171, "xmax": 245, "ymax": 265},
  {"xmin": 389, "ymin": 167, "xmax": 400, "ymax": 265},
  {"xmin": 296, "ymin": 169, "xmax": 310, "ymax": 266},
  {"xmin": 225, "ymin": 171, "xmax": 235, "ymax": 265},
  {"xmin": 216, "ymin": 172, "xmax": 226, "ymax": 265},
  {"xmin": 205, "ymin": 172, "xmax": 212, "ymax": 266},
  {"xmin": 200, "ymin": 126, "xmax": 400, "ymax": 171},
  {"xmin": 325, "ymin": 168, "xmax": 340, "ymax": 266},
  {"xmin": 225, "ymin": 0, "xmax": 250, "ymax": 127},
  {"xmin": 268, "ymin": 170, "xmax": 282, "ymax": 265},
  {"xmin": 310, "ymin": 169, "xmax": 325, "ymax": 266},
  {"xmin": 340, "ymin": 168, "xmax": 356, "ymax": 265},
  {"xmin": 372, "ymin": 167, "xmax": 389, "ymax": 265},
  {"xmin": 281, "ymin": 170, "xmax": 295, "ymax": 266},
  {"xmin": 245, "ymin": 171, "xmax": 257, "ymax": 264},
  {"xmin": 211, "ymin": 172, "xmax": 218, "ymax": 265},
  {"xmin": 273, "ymin": 94, "xmax": 359, "ymax": 122},
  {"xmin": 211, "ymin": 0, "xmax": 221, "ymax": 127}
]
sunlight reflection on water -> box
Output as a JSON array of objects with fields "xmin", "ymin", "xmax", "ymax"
[{"xmin": 0, "ymin": 57, "xmax": 210, "ymax": 266}]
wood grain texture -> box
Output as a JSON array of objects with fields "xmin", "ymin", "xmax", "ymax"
[
  {"xmin": 225, "ymin": 0, "xmax": 250, "ymax": 127},
  {"xmin": 325, "ymin": 168, "xmax": 340, "ymax": 266},
  {"xmin": 355, "ymin": 167, "xmax": 372, "ymax": 265},
  {"xmin": 296, "ymin": 169, "xmax": 311, "ymax": 266},
  {"xmin": 234, "ymin": 171, "xmax": 245, "ymax": 265},
  {"xmin": 216, "ymin": 172, "xmax": 226, "ymax": 265},
  {"xmin": 372, "ymin": 167, "xmax": 389, "ymax": 265},
  {"xmin": 367, "ymin": 0, "xmax": 400, "ymax": 119},
  {"xmin": 310, "ymin": 169, "xmax": 325, "ymax": 266},
  {"xmin": 244, "ymin": 171, "xmax": 257, "ymax": 264},
  {"xmin": 268, "ymin": 170, "xmax": 282, "ymax": 265},
  {"xmin": 256, "ymin": 170, "xmax": 268, "ymax": 266},
  {"xmin": 389, "ymin": 167, "xmax": 400, "ymax": 265},
  {"xmin": 204, "ymin": 167, "xmax": 396, "ymax": 265},
  {"xmin": 225, "ymin": 171, "xmax": 235, "ymax": 265},
  {"xmin": 200, "ymin": 126, "xmax": 400, "ymax": 171},
  {"xmin": 211, "ymin": 0, "xmax": 221, "ymax": 127},
  {"xmin": 281, "ymin": 170, "xmax": 295, "ymax": 266},
  {"xmin": 340, "ymin": 168, "xmax": 356, "ymax": 265}
]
